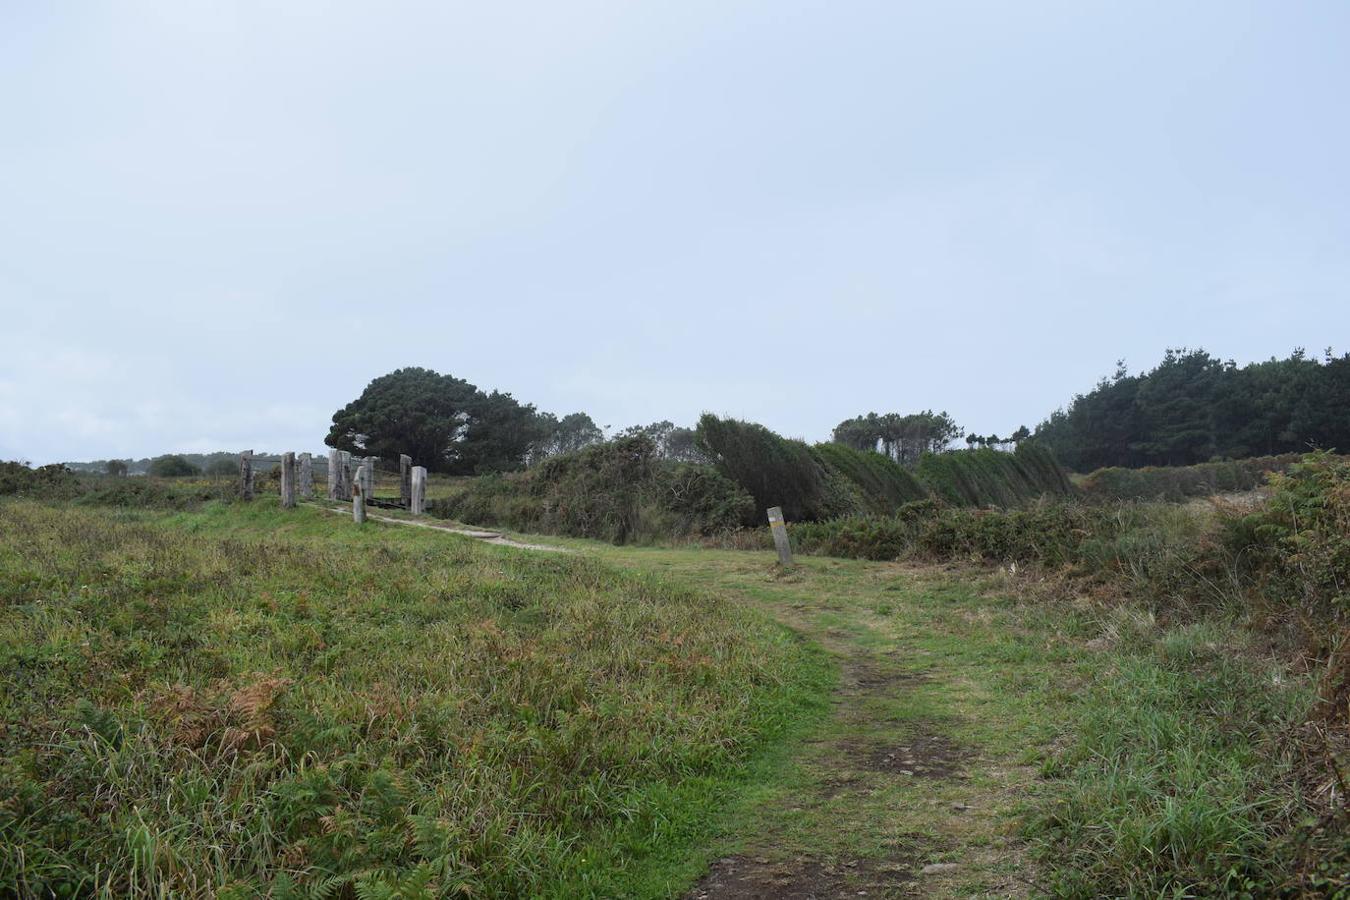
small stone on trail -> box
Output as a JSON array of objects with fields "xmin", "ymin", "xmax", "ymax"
[
  {"xmin": 950, "ymin": 802, "xmax": 972, "ymax": 811},
  {"xmin": 921, "ymin": 862, "xmax": 959, "ymax": 875}
]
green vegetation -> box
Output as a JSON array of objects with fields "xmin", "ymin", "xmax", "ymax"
[
  {"xmin": 147, "ymin": 454, "xmax": 203, "ymax": 477},
  {"xmin": 696, "ymin": 414, "xmax": 1073, "ymax": 527},
  {"xmin": 0, "ymin": 461, "xmax": 81, "ymax": 499},
  {"xmin": 565, "ymin": 538, "xmax": 1345, "ymax": 896},
  {"xmin": 791, "ymin": 452, "xmax": 1349, "ymax": 626},
  {"xmin": 810, "ymin": 442, "xmax": 929, "ymax": 514},
  {"xmin": 1037, "ymin": 347, "xmax": 1350, "ymax": 470},
  {"xmin": 831, "ymin": 409, "xmax": 964, "ymax": 465},
  {"xmin": 430, "ymin": 436, "xmax": 753, "ymax": 543},
  {"xmin": 1077, "ymin": 453, "xmax": 1300, "ymax": 502},
  {"xmin": 0, "ymin": 500, "xmax": 819, "ymax": 898},
  {"xmin": 915, "ymin": 443, "xmax": 1073, "ymax": 507},
  {"xmin": 1027, "ymin": 616, "xmax": 1324, "ymax": 895},
  {"xmin": 694, "ymin": 414, "xmax": 833, "ymax": 522}
]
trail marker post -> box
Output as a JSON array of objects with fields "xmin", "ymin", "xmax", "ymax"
[
  {"xmin": 298, "ymin": 453, "xmax": 313, "ymax": 499},
  {"xmin": 327, "ymin": 450, "xmax": 340, "ymax": 500},
  {"xmin": 767, "ymin": 506, "xmax": 793, "ymax": 566},
  {"xmin": 399, "ymin": 455, "xmax": 412, "ymax": 508},
  {"xmin": 361, "ymin": 457, "xmax": 376, "ymax": 501},
  {"xmin": 353, "ymin": 466, "xmax": 367, "ymax": 524},
  {"xmin": 280, "ymin": 452, "xmax": 296, "ymax": 509},
  {"xmin": 339, "ymin": 451, "xmax": 353, "ymax": 501},
  {"xmin": 410, "ymin": 466, "xmax": 427, "ymax": 515},
  {"xmin": 239, "ymin": 451, "xmax": 254, "ymax": 501}
]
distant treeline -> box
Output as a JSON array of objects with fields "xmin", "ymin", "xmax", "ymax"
[
  {"xmin": 62, "ymin": 452, "xmax": 323, "ymax": 478},
  {"xmin": 1035, "ymin": 348, "xmax": 1350, "ymax": 471}
]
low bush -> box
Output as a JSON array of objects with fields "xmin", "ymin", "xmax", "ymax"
[
  {"xmin": 1230, "ymin": 452, "xmax": 1350, "ymax": 632},
  {"xmin": 75, "ymin": 479, "xmax": 234, "ymax": 510},
  {"xmin": 1079, "ymin": 453, "xmax": 1301, "ymax": 502},
  {"xmin": 790, "ymin": 452, "xmax": 1350, "ymax": 631},
  {"xmin": 147, "ymin": 454, "xmax": 203, "ymax": 477},
  {"xmin": 429, "ymin": 437, "xmax": 755, "ymax": 543},
  {"xmin": 0, "ymin": 462, "xmax": 81, "ymax": 499}
]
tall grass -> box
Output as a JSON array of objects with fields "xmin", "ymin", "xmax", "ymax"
[
  {"xmin": 0, "ymin": 500, "xmax": 819, "ymax": 898},
  {"xmin": 1029, "ymin": 617, "xmax": 1319, "ymax": 896}
]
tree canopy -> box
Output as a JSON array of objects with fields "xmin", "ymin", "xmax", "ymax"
[
  {"xmin": 1035, "ymin": 348, "xmax": 1350, "ymax": 471},
  {"xmin": 148, "ymin": 455, "xmax": 201, "ymax": 477},
  {"xmin": 326, "ymin": 368, "xmax": 549, "ymax": 474},
  {"xmin": 832, "ymin": 410, "xmax": 963, "ymax": 466}
]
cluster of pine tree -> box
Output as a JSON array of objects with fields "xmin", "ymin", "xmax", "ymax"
[{"xmin": 1035, "ymin": 349, "xmax": 1350, "ymax": 471}]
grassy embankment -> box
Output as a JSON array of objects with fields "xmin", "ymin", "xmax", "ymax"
[{"xmin": 0, "ymin": 499, "xmax": 827, "ymax": 898}]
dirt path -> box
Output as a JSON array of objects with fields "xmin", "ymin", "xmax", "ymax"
[
  {"xmin": 310, "ymin": 503, "xmax": 568, "ymax": 552},
  {"xmin": 581, "ymin": 546, "xmax": 1078, "ymax": 898}
]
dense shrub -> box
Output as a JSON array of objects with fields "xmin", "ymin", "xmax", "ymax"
[
  {"xmin": 0, "ymin": 462, "xmax": 81, "ymax": 499},
  {"xmin": 75, "ymin": 479, "xmax": 233, "ymax": 510},
  {"xmin": 791, "ymin": 452, "xmax": 1350, "ymax": 635},
  {"xmin": 695, "ymin": 414, "xmax": 831, "ymax": 522},
  {"xmin": 810, "ymin": 443, "xmax": 928, "ymax": 514},
  {"xmin": 147, "ymin": 454, "xmax": 203, "ymax": 477},
  {"xmin": 915, "ymin": 443, "xmax": 1074, "ymax": 507},
  {"xmin": 650, "ymin": 463, "xmax": 756, "ymax": 535},
  {"xmin": 1231, "ymin": 452, "xmax": 1350, "ymax": 629},
  {"xmin": 429, "ymin": 437, "xmax": 755, "ymax": 542},
  {"xmin": 1079, "ymin": 454, "xmax": 1300, "ymax": 502}
]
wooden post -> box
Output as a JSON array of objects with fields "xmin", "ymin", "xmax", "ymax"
[
  {"xmin": 298, "ymin": 452, "xmax": 313, "ymax": 499},
  {"xmin": 327, "ymin": 449, "xmax": 340, "ymax": 500},
  {"xmin": 239, "ymin": 450, "xmax": 254, "ymax": 501},
  {"xmin": 362, "ymin": 457, "xmax": 376, "ymax": 501},
  {"xmin": 399, "ymin": 455, "xmax": 412, "ymax": 508},
  {"xmin": 410, "ymin": 465, "xmax": 427, "ymax": 515},
  {"xmin": 280, "ymin": 452, "xmax": 297, "ymax": 508},
  {"xmin": 767, "ymin": 506, "xmax": 792, "ymax": 566},
  {"xmin": 352, "ymin": 465, "xmax": 367, "ymax": 524},
  {"xmin": 339, "ymin": 451, "xmax": 353, "ymax": 501}
]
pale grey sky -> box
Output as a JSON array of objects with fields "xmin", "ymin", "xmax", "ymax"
[{"xmin": 3, "ymin": 2, "xmax": 1348, "ymax": 463}]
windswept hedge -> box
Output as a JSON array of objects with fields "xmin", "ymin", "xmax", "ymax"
[
  {"xmin": 694, "ymin": 415, "xmax": 831, "ymax": 522},
  {"xmin": 1078, "ymin": 454, "xmax": 1301, "ymax": 502},
  {"xmin": 809, "ymin": 443, "xmax": 928, "ymax": 514},
  {"xmin": 914, "ymin": 443, "xmax": 1073, "ymax": 507},
  {"xmin": 695, "ymin": 415, "xmax": 1075, "ymax": 522}
]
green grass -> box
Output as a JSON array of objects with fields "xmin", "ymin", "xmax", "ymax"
[
  {"xmin": 1026, "ymin": 616, "xmax": 1320, "ymax": 897},
  {"xmin": 535, "ymin": 538, "xmax": 1342, "ymax": 896},
  {"xmin": 0, "ymin": 499, "xmax": 826, "ymax": 898},
  {"xmin": 3, "ymin": 495, "xmax": 1340, "ymax": 896}
]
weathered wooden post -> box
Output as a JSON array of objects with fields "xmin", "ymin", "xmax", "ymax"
[
  {"xmin": 298, "ymin": 452, "xmax": 313, "ymax": 499},
  {"xmin": 339, "ymin": 451, "xmax": 353, "ymax": 501},
  {"xmin": 280, "ymin": 452, "xmax": 297, "ymax": 508},
  {"xmin": 767, "ymin": 506, "xmax": 793, "ymax": 566},
  {"xmin": 239, "ymin": 450, "xmax": 254, "ymax": 501},
  {"xmin": 399, "ymin": 455, "xmax": 412, "ymax": 508},
  {"xmin": 327, "ymin": 449, "xmax": 340, "ymax": 500},
  {"xmin": 410, "ymin": 465, "xmax": 427, "ymax": 515},
  {"xmin": 361, "ymin": 457, "xmax": 376, "ymax": 502},
  {"xmin": 352, "ymin": 464, "xmax": 367, "ymax": 524}
]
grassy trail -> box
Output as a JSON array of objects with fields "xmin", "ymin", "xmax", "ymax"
[{"xmin": 566, "ymin": 543, "xmax": 1092, "ymax": 898}]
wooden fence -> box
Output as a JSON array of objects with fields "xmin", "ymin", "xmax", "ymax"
[{"xmin": 237, "ymin": 450, "xmax": 428, "ymax": 523}]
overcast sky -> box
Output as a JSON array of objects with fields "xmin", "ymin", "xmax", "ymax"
[{"xmin": 3, "ymin": 2, "xmax": 1348, "ymax": 463}]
